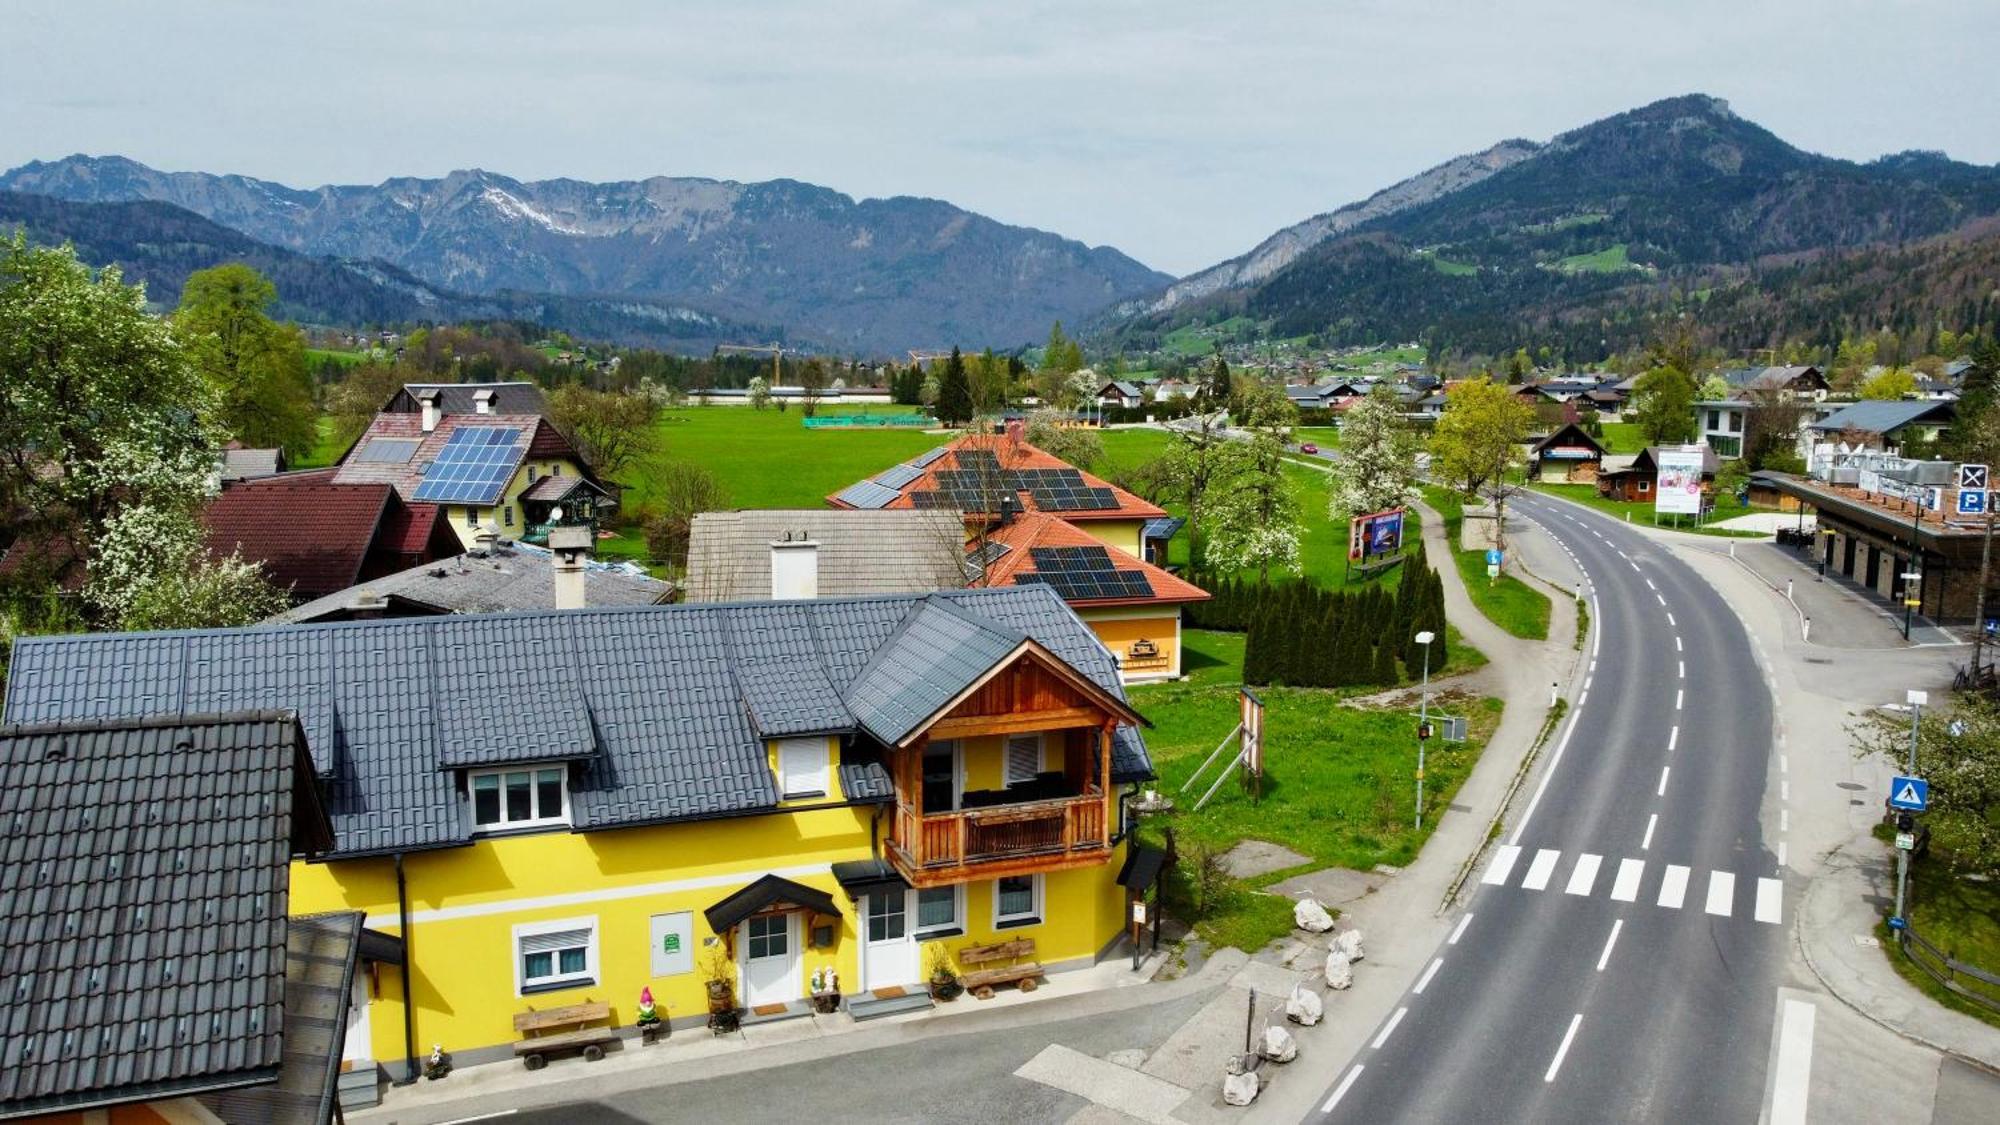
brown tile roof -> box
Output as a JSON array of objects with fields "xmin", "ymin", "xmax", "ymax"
[
  {"xmin": 203, "ymin": 480, "xmax": 394, "ymax": 600},
  {"xmin": 827, "ymin": 434, "xmax": 1165, "ymax": 521},
  {"xmin": 975, "ymin": 513, "xmax": 1208, "ymax": 608}
]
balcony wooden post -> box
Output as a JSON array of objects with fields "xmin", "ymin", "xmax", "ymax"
[{"xmin": 1100, "ymin": 719, "xmax": 1115, "ymax": 848}]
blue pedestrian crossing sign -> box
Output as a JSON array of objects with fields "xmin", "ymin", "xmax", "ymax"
[
  {"xmin": 1486, "ymin": 548, "xmax": 1502, "ymax": 566},
  {"xmin": 1888, "ymin": 776, "xmax": 1930, "ymax": 812}
]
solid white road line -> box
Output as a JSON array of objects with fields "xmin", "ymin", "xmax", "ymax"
[
  {"xmin": 1668, "ymin": 726, "xmax": 1678, "ymax": 751},
  {"xmin": 1659, "ymin": 864, "xmax": 1691, "ymax": 909},
  {"xmin": 1545, "ymin": 1014, "xmax": 1584, "ymax": 1083},
  {"xmin": 1642, "ymin": 813, "xmax": 1657, "ymax": 850},
  {"xmin": 1706, "ymin": 871, "xmax": 1736, "ymax": 917},
  {"xmin": 1565, "ymin": 853, "xmax": 1603, "ymax": 896},
  {"xmin": 1522, "ymin": 848, "xmax": 1562, "ymax": 891},
  {"xmin": 1611, "ymin": 858, "xmax": 1645, "ymax": 902},
  {"xmin": 1372, "ymin": 1006, "xmax": 1408, "ymax": 1050},
  {"xmin": 1596, "ymin": 919, "xmax": 1623, "ymax": 971},
  {"xmin": 1657, "ymin": 766, "xmax": 1671, "ymax": 796},
  {"xmin": 1449, "ymin": 913, "xmax": 1474, "ymax": 945},
  {"xmin": 1769, "ymin": 1000, "xmax": 1816, "ymax": 1125},
  {"xmin": 1509, "ymin": 694, "xmax": 1585, "ymax": 845},
  {"xmin": 1482, "ymin": 846, "xmax": 1522, "ymax": 885},
  {"xmin": 1321, "ymin": 1065, "xmax": 1364, "ymax": 1113},
  {"xmin": 438, "ymin": 1114, "xmax": 519, "ymax": 1125},
  {"xmin": 1414, "ymin": 957, "xmax": 1443, "ymax": 994},
  {"xmin": 1757, "ymin": 877, "xmax": 1784, "ymax": 924}
]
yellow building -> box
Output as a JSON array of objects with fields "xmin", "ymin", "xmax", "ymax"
[{"xmin": 2, "ymin": 585, "xmax": 1157, "ymax": 1091}]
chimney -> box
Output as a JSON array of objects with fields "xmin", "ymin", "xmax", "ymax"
[
  {"xmin": 770, "ymin": 530, "xmax": 819, "ymax": 601},
  {"xmin": 419, "ymin": 389, "xmax": 440, "ymax": 433},
  {"xmin": 1005, "ymin": 419, "xmax": 1025, "ymax": 447},
  {"xmin": 473, "ymin": 388, "xmax": 495, "ymax": 415},
  {"xmin": 549, "ymin": 525, "xmax": 592, "ymax": 611}
]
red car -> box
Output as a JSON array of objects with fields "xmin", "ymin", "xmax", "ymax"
[{"xmin": 1299, "ymin": 442, "xmax": 1320, "ymax": 454}]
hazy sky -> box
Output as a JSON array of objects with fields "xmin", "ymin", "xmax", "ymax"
[{"xmin": 5, "ymin": 1, "xmax": 1996, "ymax": 274}]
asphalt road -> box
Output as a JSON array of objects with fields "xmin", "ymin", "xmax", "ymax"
[{"xmin": 1313, "ymin": 491, "xmax": 1788, "ymax": 1121}]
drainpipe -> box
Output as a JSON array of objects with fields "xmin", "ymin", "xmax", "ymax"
[{"xmin": 394, "ymin": 853, "xmax": 418, "ymax": 1086}]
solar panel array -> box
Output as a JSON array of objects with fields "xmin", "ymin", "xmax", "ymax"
[
  {"xmin": 908, "ymin": 466, "xmax": 1117, "ymax": 513},
  {"xmin": 354, "ymin": 438, "xmax": 420, "ymax": 464},
  {"xmin": 909, "ymin": 445, "xmax": 951, "ymax": 469},
  {"xmin": 872, "ymin": 462, "xmax": 924, "ymax": 489},
  {"xmin": 410, "ymin": 427, "xmax": 523, "ymax": 504},
  {"xmin": 834, "ymin": 479, "xmax": 903, "ymax": 509},
  {"xmin": 1020, "ymin": 546, "xmax": 1153, "ymax": 601},
  {"xmin": 967, "ymin": 541, "xmax": 1012, "ymax": 569}
]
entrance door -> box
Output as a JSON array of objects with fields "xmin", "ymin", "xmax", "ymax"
[
  {"xmin": 863, "ymin": 890, "xmax": 919, "ymax": 990},
  {"xmin": 739, "ymin": 913, "xmax": 799, "ymax": 1007},
  {"xmin": 1866, "ymin": 546, "xmax": 1880, "ymax": 590}
]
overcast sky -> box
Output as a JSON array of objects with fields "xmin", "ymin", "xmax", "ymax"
[{"xmin": 5, "ymin": 1, "xmax": 1996, "ymax": 275}]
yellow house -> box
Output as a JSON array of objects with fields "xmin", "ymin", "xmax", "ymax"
[
  {"xmin": 332, "ymin": 391, "xmax": 610, "ymax": 550},
  {"xmin": 2, "ymin": 585, "xmax": 1157, "ymax": 1093}
]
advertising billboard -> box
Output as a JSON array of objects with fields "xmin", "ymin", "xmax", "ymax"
[
  {"xmin": 1655, "ymin": 447, "xmax": 1706, "ymax": 516},
  {"xmin": 1348, "ymin": 507, "xmax": 1406, "ymax": 560}
]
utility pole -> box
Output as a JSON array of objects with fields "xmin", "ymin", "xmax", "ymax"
[
  {"xmin": 1974, "ymin": 500, "xmax": 1995, "ymax": 678},
  {"xmin": 1894, "ymin": 689, "xmax": 1925, "ymax": 926},
  {"xmin": 1414, "ymin": 630, "xmax": 1435, "ymax": 830}
]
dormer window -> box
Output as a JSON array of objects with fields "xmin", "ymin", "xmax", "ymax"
[{"xmin": 470, "ymin": 766, "xmax": 569, "ymax": 831}]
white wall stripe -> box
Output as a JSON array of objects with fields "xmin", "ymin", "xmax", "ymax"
[{"xmin": 363, "ymin": 861, "xmax": 834, "ymax": 929}]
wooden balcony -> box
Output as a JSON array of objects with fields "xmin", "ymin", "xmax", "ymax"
[{"xmin": 888, "ymin": 791, "xmax": 1110, "ymax": 885}]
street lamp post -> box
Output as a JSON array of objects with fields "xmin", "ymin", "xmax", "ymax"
[
  {"xmin": 1894, "ymin": 689, "xmax": 1926, "ymax": 926},
  {"xmin": 1901, "ymin": 570, "xmax": 1922, "ymax": 641},
  {"xmin": 1414, "ymin": 630, "xmax": 1435, "ymax": 830}
]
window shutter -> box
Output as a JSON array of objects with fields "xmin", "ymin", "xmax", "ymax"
[
  {"xmin": 780, "ymin": 739, "xmax": 829, "ymax": 797},
  {"xmin": 520, "ymin": 927, "xmax": 590, "ymax": 956},
  {"xmin": 1005, "ymin": 735, "xmax": 1042, "ymax": 786}
]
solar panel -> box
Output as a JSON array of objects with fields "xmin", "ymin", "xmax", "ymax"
[
  {"xmin": 354, "ymin": 438, "xmax": 420, "ymax": 464},
  {"xmin": 835, "ymin": 479, "xmax": 903, "ymax": 509},
  {"xmin": 909, "ymin": 445, "xmax": 950, "ymax": 469},
  {"xmin": 1023, "ymin": 546, "xmax": 1153, "ymax": 601},
  {"xmin": 967, "ymin": 541, "xmax": 1011, "ymax": 568},
  {"xmin": 410, "ymin": 426, "xmax": 523, "ymax": 504},
  {"xmin": 873, "ymin": 463, "xmax": 923, "ymax": 489}
]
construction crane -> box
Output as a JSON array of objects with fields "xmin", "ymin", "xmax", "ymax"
[{"xmin": 716, "ymin": 343, "xmax": 792, "ymax": 387}]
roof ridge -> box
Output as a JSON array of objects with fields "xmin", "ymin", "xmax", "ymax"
[{"xmin": 0, "ymin": 709, "xmax": 302, "ymax": 737}]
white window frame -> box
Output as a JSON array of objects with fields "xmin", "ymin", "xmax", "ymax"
[
  {"xmin": 469, "ymin": 765, "xmax": 571, "ymax": 833},
  {"xmin": 776, "ymin": 737, "xmax": 830, "ymax": 799},
  {"xmin": 913, "ymin": 884, "xmax": 964, "ymax": 939},
  {"xmin": 513, "ymin": 915, "xmax": 597, "ymax": 995},
  {"xmin": 1003, "ymin": 733, "xmax": 1045, "ymax": 787},
  {"xmin": 992, "ymin": 873, "xmax": 1043, "ymax": 929}
]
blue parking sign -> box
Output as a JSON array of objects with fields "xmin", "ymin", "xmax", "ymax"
[{"xmin": 1958, "ymin": 488, "xmax": 1987, "ymax": 516}]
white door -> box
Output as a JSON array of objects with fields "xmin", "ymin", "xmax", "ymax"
[
  {"xmin": 740, "ymin": 913, "xmax": 800, "ymax": 1007},
  {"xmin": 342, "ymin": 973, "xmax": 372, "ymax": 1066},
  {"xmin": 863, "ymin": 890, "xmax": 919, "ymax": 990}
]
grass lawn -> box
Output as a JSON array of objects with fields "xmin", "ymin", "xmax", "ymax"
[
  {"xmin": 1879, "ymin": 848, "xmax": 2000, "ymax": 1027},
  {"xmin": 1552, "ymin": 243, "xmax": 1636, "ymax": 273},
  {"xmin": 1132, "ymin": 628, "xmax": 1503, "ymax": 950},
  {"xmin": 304, "ymin": 347, "xmax": 365, "ymax": 369},
  {"xmin": 1527, "ymin": 483, "xmax": 1773, "ymax": 538},
  {"xmin": 1295, "ymin": 425, "xmax": 1342, "ymax": 448},
  {"xmin": 1421, "ymin": 486, "xmax": 1552, "ymax": 640},
  {"xmin": 1597, "ymin": 422, "xmax": 1646, "ymax": 454},
  {"xmin": 631, "ymin": 406, "xmax": 947, "ymax": 513},
  {"xmin": 293, "ymin": 416, "xmax": 347, "ymax": 470}
]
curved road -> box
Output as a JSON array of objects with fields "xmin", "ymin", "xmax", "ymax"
[{"xmin": 1312, "ymin": 490, "xmax": 1788, "ymax": 1121}]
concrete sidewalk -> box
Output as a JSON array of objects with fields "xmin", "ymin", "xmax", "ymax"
[{"xmin": 1797, "ymin": 833, "xmax": 2000, "ymax": 1072}]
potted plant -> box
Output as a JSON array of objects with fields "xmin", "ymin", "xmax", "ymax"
[
  {"xmin": 702, "ymin": 945, "xmax": 739, "ymax": 1035},
  {"xmin": 423, "ymin": 1043, "xmax": 452, "ymax": 1081},
  {"xmin": 927, "ymin": 944, "xmax": 963, "ymax": 1002},
  {"xmin": 636, "ymin": 986, "xmax": 665, "ymax": 1045},
  {"xmin": 809, "ymin": 965, "xmax": 841, "ymax": 1014}
]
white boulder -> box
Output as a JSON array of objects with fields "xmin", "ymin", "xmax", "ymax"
[
  {"xmin": 1261, "ymin": 1024, "xmax": 1298, "ymax": 1063},
  {"xmin": 1293, "ymin": 897, "xmax": 1335, "ymax": 933},
  {"xmin": 1222, "ymin": 1057, "xmax": 1261, "ymax": 1106},
  {"xmin": 1336, "ymin": 928, "xmax": 1366, "ymax": 963},
  {"xmin": 1285, "ymin": 983, "xmax": 1323, "ymax": 1025},
  {"xmin": 1324, "ymin": 949, "xmax": 1353, "ymax": 990}
]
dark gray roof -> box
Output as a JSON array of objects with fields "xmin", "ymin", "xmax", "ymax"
[
  {"xmin": 843, "ymin": 598, "xmax": 1026, "ymax": 746},
  {"xmin": 1808, "ymin": 399, "xmax": 1955, "ymax": 435},
  {"xmin": 0, "ymin": 713, "xmax": 335, "ymax": 1120},
  {"xmin": 836, "ymin": 760, "xmax": 895, "ymax": 803},
  {"xmin": 271, "ymin": 543, "xmax": 672, "ymax": 624},
  {"xmin": 198, "ymin": 911, "xmax": 362, "ymax": 1125},
  {"xmin": 3, "ymin": 587, "xmax": 1151, "ymax": 859},
  {"xmin": 386, "ymin": 382, "xmax": 547, "ymax": 418}
]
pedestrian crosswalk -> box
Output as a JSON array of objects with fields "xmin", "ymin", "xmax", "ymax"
[{"xmin": 1480, "ymin": 846, "xmax": 1784, "ymax": 925}]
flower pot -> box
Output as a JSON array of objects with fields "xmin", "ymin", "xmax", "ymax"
[
  {"xmin": 810, "ymin": 990, "xmax": 841, "ymax": 1015},
  {"xmin": 930, "ymin": 977, "xmax": 963, "ymax": 1002}
]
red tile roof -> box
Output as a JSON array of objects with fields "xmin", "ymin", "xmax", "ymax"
[
  {"xmin": 975, "ymin": 513, "xmax": 1208, "ymax": 608},
  {"xmin": 203, "ymin": 480, "xmax": 394, "ymax": 600},
  {"xmin": 377, "ymin": 502, "xmax": 449, "ymax": 557},
  {"xmin": 828, "ymin": 434, "xmax": 1166, "ymax": 521}
]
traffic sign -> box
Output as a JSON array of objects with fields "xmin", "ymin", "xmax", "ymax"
[
  {"xmin": 1888, "ymin": 776, "xmax": 1930, "ymax": 811},
  {"xmin": 1896, "ymin": 832, "xmax": 1916, "ymax": 851},
  {"xmin": 1960, "ymin": 463, "xmax": 1989, "ymax": 491},
  {"xmin": 1485, "ymin": 548, "xmax": 1502, "ymax": 566},
  {"xmin": 1486, "ymin": 563, "xmax": 1500, "ymax": 579},
  {"xmin": 1958, "ymin": 488, "xmax": 1987, "ymax": 516}
]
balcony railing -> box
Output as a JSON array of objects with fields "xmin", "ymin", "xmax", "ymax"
[{"xmin": 892, "ymin": 792, "xmax": 1108, "ymax": 873}]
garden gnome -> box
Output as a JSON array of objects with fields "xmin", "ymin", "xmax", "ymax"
[
  {"xmin": 637, "ymin": 986, "xmax": 659, "ymax": 1023},
  {"xmin": 1293, "ymin": 897, "xmax": 1335, "ymax": 933},
  {"xmin": 1285, "ymin": 982, "xmax": 1323, "ymax": 1025}
]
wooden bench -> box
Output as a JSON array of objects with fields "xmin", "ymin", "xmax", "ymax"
[
  {"xmin": 513, "ymin": 1001, "xmax": 616, "ymax": 1070},
  {"xmin": 958, "ymin": 938, "xmax": 1042, "ymax": 1000}
]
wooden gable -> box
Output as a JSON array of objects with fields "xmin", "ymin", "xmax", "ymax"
[{"xmin": 923, "ymin": 647, "xmax": 1135, "ymax": 742}]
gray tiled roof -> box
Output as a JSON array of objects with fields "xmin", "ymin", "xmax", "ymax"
[
  {"xmin": 387, "ymin": 382, "xmax": 547, "ymax": 418},
  {"xmin": 3, "ymin": 587, "xmax": 1152, "ymax": 859},
  {"xmin": 844, "ymin": 598, "xmax": 1025, "ymax": 746},
  {"xmin": 1808, "ymin": 399, "xmax": 1954, "ymax": 435},
  {"xmin": 271, "ymin": 544, "xmax": 671, "ymax": 624},
  {"xmin": 0, "ymin": 712, "xmax": 332, "ymax": 1119},
  {"xmin": 198, "ymin": 910, "xmax": 362, "ymax": 1125},
  {"xmin": 684, "ymin": 510, "xmax": 968, "ymax": 602}
]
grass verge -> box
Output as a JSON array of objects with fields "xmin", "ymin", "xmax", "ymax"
[
  {"xmin": 1421, "ymin": 486, "xmax": 1552, "ymax": 640},
  {"xmin": 1872, "ymin": 836, "xmax": 2000, "ymax": 1028},
  {"xmin": 1527, "ymin": 483, "xmax": 1773, "ymax": 538}
]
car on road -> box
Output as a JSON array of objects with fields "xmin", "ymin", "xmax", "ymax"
[{"xmin": 1299, "ymin": 442, "xmax": 1319, "ymax": 454}]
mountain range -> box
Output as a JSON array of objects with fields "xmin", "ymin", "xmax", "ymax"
[
  {"xmin": 0, "ymin": 157, "xmax": 1169, "ymax": 354},
  {"xmin": 1106, "ymin": 94, "xmax": 2000, "ymax": 359}
]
